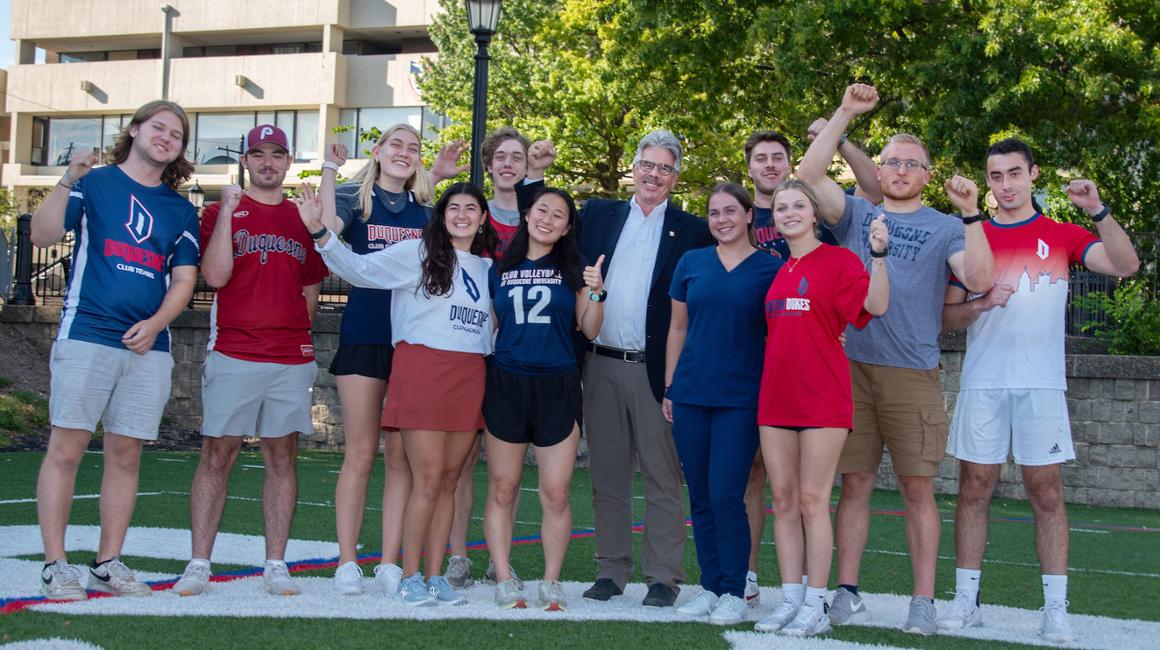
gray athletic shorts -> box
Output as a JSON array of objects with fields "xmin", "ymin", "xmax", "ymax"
[
  {"xmin": 48, "ymin": 338, "xmax": 174, "ymax": 441},
  {"xmin": 201, "ymin": 351, "xmax": 317, "ymax": 439}
]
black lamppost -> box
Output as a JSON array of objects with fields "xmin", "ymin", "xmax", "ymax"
[
  {"xmin": 187, "ymin": 180, "xmax": 205, "ymax": 212},
  {"xmin": 466, "ymin": 0, "xmax": 502, "ymax": 187}
]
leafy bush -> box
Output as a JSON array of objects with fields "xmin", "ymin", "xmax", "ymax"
[{"xmin": 1079, "ymin": 278, "xmax": 1160, "ymax": 355}]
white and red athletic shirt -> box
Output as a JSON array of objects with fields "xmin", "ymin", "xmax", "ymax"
[
  {"xmin": 57, "ymin": 165, "xmax": 200, "ymax": 353},
  {"xmin": 953, "ymin": 213, "xmax": 1098, "ymax": 390},
  {"xmin": 200, "ymin": 195, "xmax": 328, "ymax": 364}
]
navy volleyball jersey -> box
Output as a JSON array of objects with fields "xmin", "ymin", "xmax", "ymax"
[
  {"xmin": 58, "ymin": 165, "xmax": 200, "ymax": 352},
  {"xmin": 489, "ymin": 257, "xmax": 579, "ymax": 375},
  {"xmin": 335, "ymin": 183, "xmax": 428, "ymax": 345},
  {"xmin": 753, "ymin": 206, "xmax": 837, "ymax": 259}
]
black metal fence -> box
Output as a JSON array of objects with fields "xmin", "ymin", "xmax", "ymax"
[{"xmin": 6, "ymin": 216, "xmax": 1160, "ymax": 335}]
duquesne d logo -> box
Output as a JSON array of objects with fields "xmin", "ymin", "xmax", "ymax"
[
  {"xmin": 462, "ymin": 268, "xmax": 481, "ymax": 302},
  {"xmin": 124, "ymin": 195, "xmax": 155, "ymax": 244}
]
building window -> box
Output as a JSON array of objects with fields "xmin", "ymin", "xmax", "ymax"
[
  {"xmin": 60, "ymin": 52, "xmax": 108, "ymax": 63},
  {"xmin": 45, "ymin": 118, "xmax": 102, "ymax": 166},
  {"xmin": 336, "ymin": 107, "xmax": 424, "ymax": 159},
  {"xmin": 295, "ymin": 111, "xmax": 319, "ymax": 162},
  {"xmin": 31, "ymin": 117, "xmax": 48, "ymax": 165},
  {"xmin": 195, "ymin": 113, "xmax": 254, "ymax": 164}
]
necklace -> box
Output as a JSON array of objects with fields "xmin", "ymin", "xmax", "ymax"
[
  {"xmin": 785, "ymin": 242, "xmax": 821, "ymax": 273},
  {"xmin": 380, "ymin": 188, "xmax": 407, "ymax": 210}
]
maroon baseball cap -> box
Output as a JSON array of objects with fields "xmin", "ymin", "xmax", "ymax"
[{"xmin": 244, "ymin": 124, "xmax": 289, "ymax": 154}]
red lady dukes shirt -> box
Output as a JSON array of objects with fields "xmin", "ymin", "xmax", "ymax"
[
  {"xmin": 758, "ymin": 243, "xmax": 872, "ymax": 429},
  {"xmin": 200, "ymin": 195, "xmax": 328, "ymax": 364}
]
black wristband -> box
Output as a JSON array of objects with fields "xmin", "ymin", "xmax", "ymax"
[
  {"xmin": 870, "ymin": 248, "xmax": 888, "ymax": 258},
  {"xmin": 310, "ymin": 226, "xmax": 328, "ymax": 241},
  {"xmin": 961, "ymin": 213, "xmax": 986, "ymax": 225},
  {"xmin": 1090, "ymin": 204, "xmax": 1110, "ymax": 223}
]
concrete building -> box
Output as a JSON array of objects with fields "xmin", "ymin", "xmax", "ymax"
[{"xmin": 3, "ymin": 0, "xmax": 443, "ymax": 203}]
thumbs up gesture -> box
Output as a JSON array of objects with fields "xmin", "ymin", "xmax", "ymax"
[{"xmin": 584, "ymin": 254, "xmax": 606, "ymax": 293}]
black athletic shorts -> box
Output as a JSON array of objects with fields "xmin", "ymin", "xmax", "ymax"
[
  {"xmin": 483, "ymin": 364, "xmax": 581, "ymax": 448},
  {"xmin": 328, "ymin": 343, "xmax": 393, "ymax": 380}
]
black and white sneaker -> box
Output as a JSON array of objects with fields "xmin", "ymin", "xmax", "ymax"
[
  {"xmin": 41, "ymin": 559, "xmax": 88, "ymax": 601},
  {"xmin": 88, "ymin": 557, "xmax": 153, "ymax": 597}
]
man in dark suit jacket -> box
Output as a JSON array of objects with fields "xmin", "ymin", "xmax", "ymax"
[{"xmin": 578, "ymin": 129, "xmax": 713, "ymax": 607}]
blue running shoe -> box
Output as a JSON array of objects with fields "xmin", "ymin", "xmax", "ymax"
[
  {"xmin": 428, "ymin": 575, "xmax": 467, "ymax": 606},
  {"xmin": 398, "ymin": 573, "xmax": 435, "ymax": 607}
]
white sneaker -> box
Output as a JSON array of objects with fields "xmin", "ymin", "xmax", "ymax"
[
  {"xmin": 537, "ymin": 579, "xmax": 567, "ymax": 612},
  {"xmin": 781, "ymin": 601, "xmax": 832, "ymax": 637},
  {"xmin": 755, "ymin": 598, "xmax": 800, "ymax": 632},
  {"xmin": 709, "ymin": 593, "xmax": 747, "ymax": 625},
  {"xmin": 172, "ymin": 560, "xmax": 211, "ymax": 596},
  {"xmin": 828, "ymin": 586, "xmax": 867, "ymax": 624},
  {"xmin": 263, "ymin": 560, "xmax": 300, "ymax": 596},
  {"xmin": 676, "ymin": 589, "xmax": 718, "ymax": 617},
  {"xmin": 744, "ymin": 574, "xmax": 760, "ymax": 607},
  {"xmin": 40, "ymin": 560, "xmax": 87, "ymax": 601},
  {"xmin": 333, "ymin": 560, "xmax": 364, "ymax": 596},
  {"xmin": 937, "ymin": 590, "xmax": 983, "ymax": 630},
  {"xmin": 1039, "ymin": 600, "xmax": 1073, "ymax": 643},
  {"xmin": 374, "ymin": 562, "xmax": 403, "ymax": 596},
  {"xmin": 88, "ymin": 558, "xmax": 152, "ymax": 597}
]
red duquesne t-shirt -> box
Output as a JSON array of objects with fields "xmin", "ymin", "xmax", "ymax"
[
  {"xmin": 758, "ymin": 243, "xmax": 872, "ymax": 429},
  {"xmin": 200, "ymin": 195, "xmax": 328, "ymax": 364}
]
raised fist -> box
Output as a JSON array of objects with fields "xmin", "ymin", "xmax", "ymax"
[
  {"xmin": 807, "ymin": 118, "xmax": 828, "ymax": 142},
  {"xmin": 1065, "ymin": 179, "xmax": 1102, "ymax": 214},
  {"xmin": 326, "ymin": 142, "xmax": 348, "ymax": 167},
  {"xmin": 528, "ymin": 139, "xmax": 557, "ymax": 176},
  {"xmin": 219, "ymin": 184, "xmax": 243, "ymax": 209},
  {"xmin": 841, "ymin": 84, "xmax": 879, "ymax": 116},
  {"xmin": 944, "ymin": 175, "xmax": 980, "ymax": 215}
]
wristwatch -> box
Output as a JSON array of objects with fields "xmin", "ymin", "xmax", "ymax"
[
  {"xmin": 961, "ymin": 213, "xmax": 986, "ymax": 225},
  {"xmin": 588, "ymin": 288, "xmax": 607, "ymax": 303}
]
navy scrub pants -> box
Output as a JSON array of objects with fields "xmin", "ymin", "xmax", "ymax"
[{"xmin": 670, "ymin": 402, "xmax": 760, "ymax": 597}]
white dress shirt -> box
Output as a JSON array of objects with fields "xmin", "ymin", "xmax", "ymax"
[{"xmin": 595, "ymin": 197, "xmax": 667, "ymax": 351}]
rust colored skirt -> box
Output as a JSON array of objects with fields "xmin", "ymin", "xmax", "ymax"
[{"xmin": 381, "ymin": 342, "xmax": 485, "ymax": 432}]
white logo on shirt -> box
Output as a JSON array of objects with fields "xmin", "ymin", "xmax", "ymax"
[
  {"xmin": 124, "ymin": 195, "xmax": 155, "ymax": 244},
  {"xmin": 1037, "ymin": 239, "xmax": 1050, "ymax": 260}
]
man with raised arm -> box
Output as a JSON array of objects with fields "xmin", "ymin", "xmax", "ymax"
[
  {"xmin": 796, "ymin": 83, "xmax": 993, "ymax": 634},
  {"xmin": 938, "ymin": 138, "xmax": 1138, "ymax": 644},
  {"xmin": 32, "ymin": 100, "xmax": 200, "ymax": 600}
]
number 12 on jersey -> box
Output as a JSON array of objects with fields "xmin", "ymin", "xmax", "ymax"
[{"xmin": 508, "ymin": 286, "xmax": 551, "ymax": 324}]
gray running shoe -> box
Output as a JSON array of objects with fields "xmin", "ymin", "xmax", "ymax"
[
  {"xmin": 537, "ymin": 579, "xmax": 567, "ymax": 611},
  {"xmin": 484, "ymin": 558, "xmax": 523, "ymax": 590},
  {"xmin": 828, "ymin": 586, "xmax": 867, "ymax": 624},
  {"xmin": 41, "ymin": 560, "xmax": 87, "ymax": 601},
  {"xmin": 754, "ymin": 598, "xmax": 800, "ymax": 632},
  {"xmin": 89, "ymin": 558, "xmax": 153, "ymax": 597},
  {"xmin": 445, "ymin": 555, "xmax": 473, "ymax": 589},
  {"xmin": 172, "ymin": 560, "xmax": 211, "ymax": 596},
  {"xmin": 494, "ymin": 577, "xmax": 527, "ymax": 609},
  {"xmin": 781, "ymin": 601, "xmax": 833, "ymax": 637},
  {"xmin": 904, "ymin": 596, "xmax": 938, "ymax": 635}
]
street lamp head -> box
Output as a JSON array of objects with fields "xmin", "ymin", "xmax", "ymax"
[
  {"xmin": 465, "ymin": 0, "xmax": 501, "ymax": 36},
  {"xmin": 187, "ymin": 180, "xmax": 205, "ymax": 209}
]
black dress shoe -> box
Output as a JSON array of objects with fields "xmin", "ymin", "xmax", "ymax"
[
  {"xmin": 642, "ymin": 582, "xmax": 678, "ymax": 607},
  {"xmin": 582, "ymin": 578, "xmax": 623, "ymax": 601}
]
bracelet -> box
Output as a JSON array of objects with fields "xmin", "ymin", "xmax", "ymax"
[
  {"xmin": 588, "ymin": 288, "xmax": 607, "ymax": 303},
  {"xmin": 310, "ymin": 226, "xmax": 329, "ymax": 241},
  {"xmin": 837, "ymin": 134, "xmax": 848, "ymax": 146},
  {"xmin": 321, "ymin": 161, "xmax": 341, "ymax": 174},
  {"xmin": 961, "ymin": 213, "xmax": 986, "ymax": 225},
  {"xmin": 664, "ymin": 385, "xmax": 671, "ymax": 398},
  {"xmin": 58, "ymin": 171, "xmax": 75, "ymax": 190},
  {"xmin": 870, "ymin": 248, "xmax": 888, "ymax": 258},
  {"xmin": 1090, "ymin": 203, "xmax": 1110, "ymax": 223}
]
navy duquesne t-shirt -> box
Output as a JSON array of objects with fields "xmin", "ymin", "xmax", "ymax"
[
  {"xmin": 489, "ymin": 256, "xmax": 579, "ymax": 375},
  {"xmin": 668, "ymin": 247, "xmax": 782, "ymax": 408},
  {"xmin": 335, "ymin": 183, "xmax": 428, "ymax": 345}
]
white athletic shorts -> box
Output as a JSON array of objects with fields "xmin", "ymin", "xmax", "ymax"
[
  {"xmin": 49, "ymin": 338, "xmax": 174, "ymax": 441},
  {"xmin": 947, "ymin": 388, "xmax": 1074, "ymax": 466},
  {"xmin": 201, "ymin": 351, "xmax": 316, "ymax": 439}
]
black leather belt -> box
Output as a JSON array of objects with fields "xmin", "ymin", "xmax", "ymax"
[{"xmin": 591, "ymin": 344, "xmax": 646, "ymax": 363}]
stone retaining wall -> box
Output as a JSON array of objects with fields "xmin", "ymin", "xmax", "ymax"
[{"xmin": 3, "ymin": 305, "xmax": 1157, "ymax": 509}]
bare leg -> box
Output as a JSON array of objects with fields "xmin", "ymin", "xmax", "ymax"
[
  {"xmin": 95, "ymin": 433, "xmax": 144, "ymax": 562},
  {"xmin": 37, "ymin": 427, "xmax": 92, "ymax": 562},
  {"xmin": 797, "ymin": 428, "xmax": 847, "ymax": 588},
  {"xmin": 834, "ymin": 471, "xmax": 876, "ymax": 587},
  {"xmin": 424, "ymin": 431, "xmax": 478, "ymax": 578},
  {"xmin": 334, "ymin": 375, "xmax": 387, "ymax": 564},
  {"xmin": 381, "ymin": 431, "xmax": 410, "ymax": 565},
  {"xmin": 449, "ymin": 434, "xmax": 482, "ymax": 558},
  {"xmin": 535, "ymin": 427, "xmax": 580, "ymax": 581},
  {"xmin": 399, "ymin": 429, "xmax": 445, "ymax": 577},
  {"xmin": 261, "ymin": 433, "xmax": 299, "ymax": 561},
  {"xmin": 761, "ymin": 426, "xmax": 803, "ymax": 584},
  {"xmin": 955, "ymin": 461, "xmax": 999, "ymax": 569},
  {"xmin": 483, "ymin": 432, "xmax": 527, "ymax": 583},
  {"xmin": 188, "ymin": 436, "xmax": 243, "ymax": 560},
  {"xmin": 745, "ymin": 455, "xmax": 767, "ymax": 573},
  {"xmin": 898, "ymin": 475, "xmax": 939, "ymax": 598},
  {"xmin": 1022, "ymin": 464, "xmax": 1068, "ymax": 575}
]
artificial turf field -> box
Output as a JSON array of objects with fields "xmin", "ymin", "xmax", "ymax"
[{"xmin": 0, "ymin": 449, "xmax": 1157, "ymax": 649}]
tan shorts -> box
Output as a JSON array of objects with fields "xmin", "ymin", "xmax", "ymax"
[{"xmin": 837, "ymin": 360, "xmax": 948, "ymax": 477}]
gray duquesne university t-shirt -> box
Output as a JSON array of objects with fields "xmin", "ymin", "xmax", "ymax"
[{"xmin": 826, "ymin": 195, "xmax": 965, "ymax": 370}]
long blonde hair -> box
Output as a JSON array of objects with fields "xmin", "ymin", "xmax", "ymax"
[{"xmin": 346, "ymin": 123, "xmax": 433, "ymax": 221}]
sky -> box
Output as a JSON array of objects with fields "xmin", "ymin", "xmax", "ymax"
[{"xmin": 0, "ymin": 0, "xmax": 12, "ymax": 68}]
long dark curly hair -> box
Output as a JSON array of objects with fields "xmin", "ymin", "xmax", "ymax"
[
  {"xmin": 420, "ymin": 182, "xmax": 498, "ymax": 297},
  {"xmin": 497, "ymin": 187, "xmax": 584, "ymax": 292}
]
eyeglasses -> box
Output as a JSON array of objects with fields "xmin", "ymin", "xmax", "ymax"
[
  {"xmin": 881, "ymin": 158, "xmax": 929, "ymax": 171},
  {"xmin": 637, "ymin": 160, "xmax": 677, "ymax": 176}
]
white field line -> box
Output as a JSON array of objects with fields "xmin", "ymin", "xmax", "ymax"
[{"xmin": 0, "ymin": 639, "xmax": 106, "ymax": 650}]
